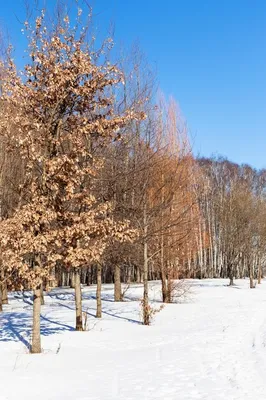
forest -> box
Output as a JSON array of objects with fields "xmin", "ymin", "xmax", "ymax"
[{"xmin": 0, "ymin": 3, "xmax": 266, "ymax": 354}]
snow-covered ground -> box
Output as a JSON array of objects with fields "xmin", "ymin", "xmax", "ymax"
[{"xmin": 1, "ymin": 279, "xmax": 266, "ymax": 400}]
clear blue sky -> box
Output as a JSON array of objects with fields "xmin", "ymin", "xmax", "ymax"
[{"xmin": 1, "ymin": 0, "xmax": 266, "ymax": 169}]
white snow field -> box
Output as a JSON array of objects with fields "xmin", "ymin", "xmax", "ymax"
[{"xmin": 1, "ymin": 279, "xmax": 266, "ymax": 400}]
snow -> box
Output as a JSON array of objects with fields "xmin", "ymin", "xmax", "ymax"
[{"xmin": 1, "ymin": 279, "xmax": 266, "ymax": 400}]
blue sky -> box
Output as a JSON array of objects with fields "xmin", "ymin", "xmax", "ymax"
[{"xmin": 1, "ymin": 0, "xmax": 266, "ymax": 169}]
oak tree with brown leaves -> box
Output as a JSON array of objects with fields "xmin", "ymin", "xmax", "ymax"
[{"xmin": 0, "ymin": 5, "xmax": 143, "ymax": 352}]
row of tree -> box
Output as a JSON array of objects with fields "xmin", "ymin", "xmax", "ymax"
[{"xmin": 0, "ymin": 3, "xmax": 265, "ymax": 353}]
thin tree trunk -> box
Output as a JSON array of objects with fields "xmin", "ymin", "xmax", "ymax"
[
  {"xmin": 249, "ymin": 263, "xmax": 255, "ymax": 289},
  {"xmin": 2, "ymin": 284, "xmax": 8, "ymax": 304},
  {"xmin": 161, "ymin": 270, "xmax": 168, "ymax": 303},
  {"xmin": 143, "ymin": 200, "xmax": 150, "ymax": 325},
  {"xmin": 114, "ymin": 265, "xmax": 122, "ymax": 301},
  {"xmin": 86, "ymin": 268, "xmax": 91, "ymax": 286},
  {"xmin": 127, "ymin": 263, "xmax": 132, "ymax": 284},
  {"xmin": 143, "ymin": 238, "xmax": 149, "ymax": 325},
  {"xmin": 228, "ymin": 262, "xmax": 234, "ymax": 286},
  {"xmin": 166, "ymin": 278, "xmax": 173, "ymax": 303},
  {"xmin": 70, "ymin": 270, "xmax": 76, "ymax": 289},
  {"xmin": 0, "ymin": 285, "xmax": 2, "ymax": 312},
  {"xmin": 31, "ymin": 285, "xmax": 41, "ymax": 354},
  {"xmin": 74, "ymin": 270, "xmax": 83, "ymax": 331},
  {"xmin": 160, "ymin": 226, "xmax": 168, "ymax": 303},
  {"xmin": 40, "ymin": 283, "xmax": 45, "ymax": 305},
  {"xmin": 96, "ymin": 263, "xmax": 102, "ymax": 318},
  {"xmin": 136, "ymin": 267, "xmax": 141, "ymax": 283},
  {"xmin": 160, "ymin": 245, "xmax": 169, "ymax": 303},
  {"xmin": 1, "ymin": 272, "xmax": 8, "ymax": 304},
  {"xmin": 165, "ymin": 260, "xmax": 174, "ymax": 303},
  {"xmin": 258, "ymin": 264, "xmax": 262, "ymax": 284}
]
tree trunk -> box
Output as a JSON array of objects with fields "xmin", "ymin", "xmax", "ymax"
[
  {"xmin": 161, "ymin": 271, "xmax": 168, "ymax": 303},
  {"xmin": 96, "ymin": 263, "xmax": 102, "ymax": 318},
  {"xmin": 166, "ymin": 276, "xmax": 173, "ymax": 303},
  {"xmin": 142, "ymin": 197, "xmax": 150, "ymax": 325},
  {"xmin": 258, "ymin": 265, "xmax": 262, "ymax": 284},
  {"xmin": 0, "ymin": 285, "xmax": 2, "ymax": 312},
  {"xmin": 127, "ymin": 264, "xmax": 132, "ymax": 284},
  {"xmin": 1, "ymin": 275, "xmax": 8, "ymax": 304},
  {"xmin": 86, "ymin": 268, "xmax": 91, "ymax": 286},
  {"xmin": 228, "ymin": 264, "xmax": 234, "ymax": 286},
  {"xmin": 74, "ymin": 270, "xmax": 83, "ymax": 331},
  {"xmin": 136, "ymin": 267, "xmax": 141, "ymax": 283},
  {"xmin": 143, "ymin": 238, "xmax": 149, "ymax": 325},
  {"xmin": 2, "ymin": 287, "xmax": 8, "ymax": 304},
  {"xmin": 249, "ymin": 276, "xmax": 254, "ymax": 289},
  {"xmin": 249, "ymin": 264, "xmax": 255, "ymax": 289},
  {"xmin": 31, "ymin": 285, "xmax": 41, "ymax": 354},
  {"xmin": 160, "ymin": 232, "xmax": 168, "ymax": 303},
  {"xmin": 114, "ymin": 265, "xmax": 122, "ymax": 301},
  {"xmin": 40, "ymin": 283, "xmax": 45, "ymax": 305},
  {"xmin": 70, "ymin": 270, "xmax": 76, "ymax": 288}
]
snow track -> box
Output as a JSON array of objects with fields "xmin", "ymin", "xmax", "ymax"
[{"xmin": 1, "ymin": 279, "xmax": 266, "ymax": 399}]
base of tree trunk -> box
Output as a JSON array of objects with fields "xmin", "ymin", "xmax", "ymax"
[
  {"xmin": 31, "ymin": 286, "xmax": 42, "ymax": 354},
  {"xmin": 114, "ymin": 265, "xmax": 122, "ymax": 301},
  {"xmin": 75, "ymin": 323, "xmax": 83, "ymax": 331},
  {"xmin": 250, "ymin": 280, "xmax": 255, "ymax": 289},
  {"xmin": 143, "ymin": 304, "xmax": 150, "ymax": 325},
  {"xmin": 74, "ymin": 271, "xmax": 83, "ymax": 331},
  {"xmin": 96, "ymin": 264, "xmax": 102, "ymax": 318},
  {"xmin": 2, "ymin": 287, "xmax": 8, "ymax": 304}
]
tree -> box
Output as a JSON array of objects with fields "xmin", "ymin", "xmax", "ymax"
[{"xmin": 0, "ymin": 5, "xmax": 143, "ymax": 351}]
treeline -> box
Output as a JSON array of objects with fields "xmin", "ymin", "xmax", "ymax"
[
  {"xmin": 194, "ymin": 157, "xmax": 266, "ymax": 285},
  {"xmin": 56, "ymin": 156, "xmax": 266, "ymax": 289},
  {"xmin": 0, "ymin": 3, "xmax": 265, "ymax": 352}
]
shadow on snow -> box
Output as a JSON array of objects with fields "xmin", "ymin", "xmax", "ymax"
[
  {"xmin": 0, "ymin": 293, "xmax": 75, "ymax": 349},
  {"xmin": 0, "ymin": 288, "xmax": 141, "ymax": 347}
]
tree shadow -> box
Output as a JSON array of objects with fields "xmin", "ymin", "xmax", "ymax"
[
  {"xmin": 1, "ymin": 287, "xmax": 141, "ymax": 349},
  {"xmin": 101, "ymin": 307, "xmax": 141, "ymax": 325},
  {"xmin": 0, "ymin": 309, "xmax": 74, "ymax": 350},
  {"xmin": 189, "ymin": 281, "xmax": 235, "ymax": 288},
  {"xmin": 56, "ymin": 300, "xmax": 141, "ymax": 325},
  {"xmin": 48, "ymin": 290, "xmax": 123, "ymax": 304},
  {"xmin": 0, "ymin": 312, "xmax": 32, "ymax": 350}
]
